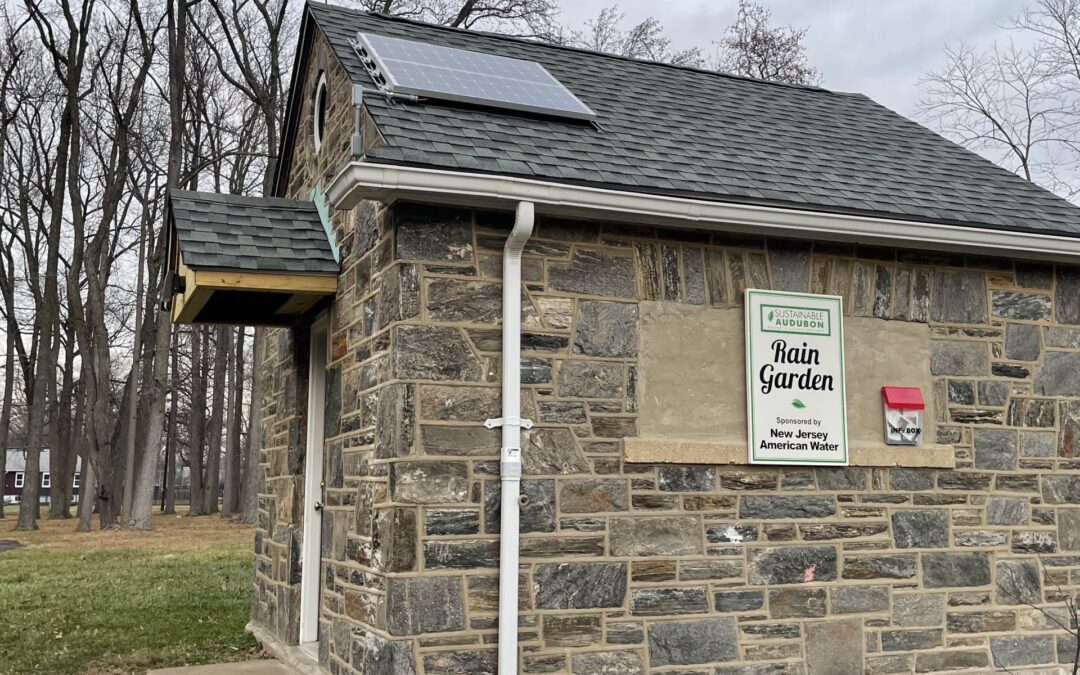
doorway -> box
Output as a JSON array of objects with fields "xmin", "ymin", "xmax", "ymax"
[{"xmin": 298, "ymin": 315, "xmax": 328, "ymax": 658}]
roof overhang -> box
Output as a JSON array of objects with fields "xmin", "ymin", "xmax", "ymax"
[
  {"xmin": 327, "ymin": 161, "xmax": 1080, "ymax": 263},
  {"xmin": 273, "ymin": 6, "xmax": 319, "ymax": 197},
  {"xmin": 169, "ymin": 253, "xmax": 337, "ymax": 326},
  {"xmin": 164, "ymin": 190, "xmax": 339, "ymax": 327}
]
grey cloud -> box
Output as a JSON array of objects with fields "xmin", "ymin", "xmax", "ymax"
[{"xmin": 559, "ymin": 0, "xmax": 1025, "ymax": 114}]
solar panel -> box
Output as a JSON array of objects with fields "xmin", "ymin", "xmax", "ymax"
[{"xmin": 352, "ymin": 32, "xmax": 596, "ymax": 122}]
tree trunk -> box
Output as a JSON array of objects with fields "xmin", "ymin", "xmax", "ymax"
[
  {"xmin": 239, "ymin": 328, "xmax": 265, "ymax": 523},
  {"xmin": 222, "ymin": 328, "xmax": 244, "ymax": 516},
  {"xmin": 17, "ymin": 0, "xmax": 93, "ymax": 531},
  {"xmin": 17, "ymin": 399, "xmax": 45, "ymax": 529},
  {"xmin": 96, "ymin": 378, "xmax": 129, "ymax": 530},
  {"xmin": 164, "ymin": 330, "xmax": 179, "ymax": 514},
  {"xmin": 204, "ymin": 326, "xmax": 228, "ymax": 514},
  {"xmin": 0, "ymin": 327, "xmax": 13, "ymax": 519},
  {"xmin": 188, "ymin": 327, "xmax": 207, "ymax": 516},
  {"xmin": 70, "ymin": 385, "xmax": 90, "ymax": 531},
  {"xmin": 62, "ymin": 379, "xmax": 85, "ymax": 524},
  {"xmin": 199, "ymin": 0, "xmax": 289, "ymax": 527},
  {"xmin": 75, "ymin": 454, "xmax": 96, "ymax": 532},
  {"xmin": 128, "ymin": 205, "xmax": 171, "ymax": 530},
  {"xmin": 122, "ymin": 213, "xmax": 146, "ymax": 523},
  {"xmin": 17, "ymin": 318, "xmax": 52, "ymax": 530},
  {"xmin": 49, "ymin": 329, "xmax": 76, "ymax": 519}
]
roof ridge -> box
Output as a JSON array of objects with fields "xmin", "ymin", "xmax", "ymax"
[{"xmin": 307, "ymin": 1, "xmax": 840, "ymax": 96}]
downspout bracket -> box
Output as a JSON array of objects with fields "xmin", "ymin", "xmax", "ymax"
[{"xmin": 484, "ymin": 416, "xmax": 534, "ymax": 430}]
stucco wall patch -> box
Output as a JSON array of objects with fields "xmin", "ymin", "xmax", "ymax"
[{"xmin": 635, "ymin": 301, "xmax": 950, "ymax": 467}]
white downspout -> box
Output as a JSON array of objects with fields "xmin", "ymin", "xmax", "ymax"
[{"xmin": 486, "ymin": 201, "xmax": 535, "ymax": 675}]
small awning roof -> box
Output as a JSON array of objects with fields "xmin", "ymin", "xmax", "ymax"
[
  {"xmin": 170, "ymin": 190, "xmax": 338, "ymax": 275},
  {"xmin": 881, "ymin": 386, "xmax": 925, "ymax": 411},
  {"xmin": 166, "ymin": 190, "xmax": 339, "ymax": 326}
]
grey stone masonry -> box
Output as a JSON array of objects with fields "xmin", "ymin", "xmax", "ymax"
[{"xmin": 252, "ymin": 46, "xmax": 1080, "ymax": 672}]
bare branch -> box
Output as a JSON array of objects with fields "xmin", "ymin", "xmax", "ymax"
[{"xmin": 715, "ymin": 0, "xmax": 819, "ymax": 85}]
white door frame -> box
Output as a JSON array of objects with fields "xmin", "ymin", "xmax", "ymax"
[{"xmin": 299, "ymin": 314, "xmax": 328, "ymax": 654}]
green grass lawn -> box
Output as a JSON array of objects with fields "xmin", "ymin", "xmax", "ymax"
[{"xmin": 0, "ymin": 514, "xmax": 261, "ymax": 674}]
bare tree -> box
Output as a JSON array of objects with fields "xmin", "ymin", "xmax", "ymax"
[
  {"xmin": 63, "ymin": 0, "xmax": 158, "ymax": 529},
  {"xmin": 0, "ymin": 333, "xmax": 12, "ymax": 521},
  {"xmin": 0, "ymin": 119, "xmax": 48, "ymax": 523},
  {"xmin": 127, "ymin": 190, "xmax": 171, "ymax": 529},
  {"xmin": 192, "ymin": 0, "xmax": 291, "ymax": 526},
  {"xmin": 0, "ymin": 23, "xmax": 46, "ymax": 498},
  {"xmin": 203, "ymin": 326, "xmax": 228, "ymax": 514},
  {"xmin": 921, "ymin": 42, "xmax": 1067, "ymax": 187},
  {"xmin": 572, "ymin": 6, "xmax": 703, "ymax": 66},
  {"xmin": 187, "ymin": 327, "xmax": 207, "ymax": 515},
  {"xmin": 363, "ymin": 0, "xmax": 818, "ymax": 82},
  {"xmin": 0, "ymin": 9, "xmax": 28, "ymax": 521},
  {"xmin": 15, "ymin": 0, "xmax": 100, "ymax": 530},
  {"xmin": 158, "ymin": 0, "xmax": 192, "ymax": 520},
  {"xmin": 163, "ymin": 329, "xmax": 179, "ymax": 514},
  {"xmin": 238, "ymin": 341, "xmax": 261, "ymax": 521},
  {"xmin": 715, "ymin": 0, "xmax": 819, "ymax": 85},
  {"xmin": 922, "ymin": 0, "xmax": 1080, "ymax": 199},
  {"xmin": 48, "ymin": 321, "xmax": 77, "ymax": 517},
  {"xmin": 123, "ymin": 0, "xmax": 197, "ymax": 529},
  {"xmin": 221, "ymin": 327, "xmax": 244, "ymax": 515},
  {"xmin": 356, "ymin": 0, "xmax": 559, "ymax": 39},
  {"xmin": 4, "ymin": 0, "xmax": 273, "ymax": 530}
]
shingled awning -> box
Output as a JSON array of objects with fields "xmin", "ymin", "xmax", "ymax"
[{"xmin": 165, "ymin": 190, "xmax": 339, "ymax": 326}]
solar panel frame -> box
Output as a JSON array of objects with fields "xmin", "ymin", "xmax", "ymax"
[{"xmin": 355, "ymin": 32, "xmax": 597, "ymax": 122}]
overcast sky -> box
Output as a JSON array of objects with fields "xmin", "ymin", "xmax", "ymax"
[{"xmin": 559, "ymin": 0, "xmax": 1028, "ymax": 116}]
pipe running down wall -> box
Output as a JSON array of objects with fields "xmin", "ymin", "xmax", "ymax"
[{"xmin": 485, "ymin": 201, "xmax": 535, "ymax": 675}]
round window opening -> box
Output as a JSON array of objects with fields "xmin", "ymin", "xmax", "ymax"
[{"xmin": 313, "ymin": 72, "xmax": 328, "ymax": 153}]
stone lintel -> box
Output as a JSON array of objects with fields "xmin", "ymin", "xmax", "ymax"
[{"xmin": 624, "ymin": 437, "xmax": 955, "ymax": 468}]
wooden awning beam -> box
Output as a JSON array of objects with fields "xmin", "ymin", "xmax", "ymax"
[{"xmin": 169, "ymin": 254, "xmax": 337, "ymax": 326}]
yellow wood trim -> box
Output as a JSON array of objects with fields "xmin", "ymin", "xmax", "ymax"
[
  {"xmin": 182, "ymin": 257, "xmax": 196, "ymax": 299},
  {"xmin": 170, "ymin": 264, "xmax": 337, "ymax": 325},
  {"xmin": 192, "ymin": 270, "xmax": 338, "ymax": 294},
  {"xmin": 275, "ymin": 293, "xmax": 327, "ymax": 315},
  {"xmin": 170, "ymin": 255, "xmax": 207, "ymax": 323},
  {"xmin": 173, "ymin": 284, "xmax": 213, "ymax": 324}
]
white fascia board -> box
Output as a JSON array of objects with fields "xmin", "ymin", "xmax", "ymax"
[{"xmin": 327, "ymin": 161, "xmax": 1080, "ymax": 262}]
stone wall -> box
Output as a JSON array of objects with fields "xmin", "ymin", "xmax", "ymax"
[
  {"xmin": 255, "ymin": 190, "xmax": 1080, "ymax": 673},
  {"xmin": 250, "ymin": 25, "xmax": 388, "ymax": 652}
]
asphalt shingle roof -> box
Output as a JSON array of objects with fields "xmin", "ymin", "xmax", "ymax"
[
  {"xmin": 169, "ymin": 190, "xmax": 338, "ymax": 275},
  {"xmin": 305, "ymin": 2, "xmax": 1080, "ymax": 237}
]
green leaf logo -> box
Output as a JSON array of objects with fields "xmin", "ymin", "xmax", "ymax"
[
  {"xmin": 768, "ymin": 310, "xmax": 774, "ymax": 321},
  {"xmin": 791, "ymin": 399, "xmax": 806, "ymax": 409}
]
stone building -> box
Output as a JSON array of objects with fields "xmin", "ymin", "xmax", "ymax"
[{"xmin": 166, "ymin": 3, "xmax": 1080, "ymax": 673}]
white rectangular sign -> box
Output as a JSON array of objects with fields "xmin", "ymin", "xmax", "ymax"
[{"xmin": 745, "ymin": 289, "xmax": 848, "ymax": 465}]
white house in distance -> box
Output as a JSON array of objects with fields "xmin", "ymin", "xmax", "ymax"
[{"xmin": 2, "ymin": 449, "xmax": 81, "ymax": 505}]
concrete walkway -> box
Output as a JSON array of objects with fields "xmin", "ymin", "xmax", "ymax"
[{"xmin": 147, "ymin": 660, "xmax": 293, "ymax": 674}]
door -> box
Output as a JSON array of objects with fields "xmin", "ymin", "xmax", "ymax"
[{"xmin": 299, "ymin": 315, "xmax": 328, "ymax": 657}]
